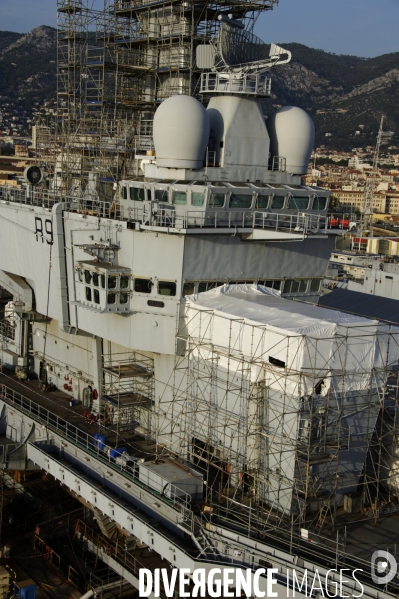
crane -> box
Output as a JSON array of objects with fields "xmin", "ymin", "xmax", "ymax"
[{"xmin": 361, "ymin": 115, "xmax": 384, "ymax": 233}]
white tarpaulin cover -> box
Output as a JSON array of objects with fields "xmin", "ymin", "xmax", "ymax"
[{"xmin": 184, "ymin": 284, "xmax": 399, "ymax": 393}]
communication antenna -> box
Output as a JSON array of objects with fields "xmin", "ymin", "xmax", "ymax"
[
  {"xmin": 361, "ymin": 116, "xmax": 384, "ymax": 233},
  {"xmin": 197, "ymin": 19, "xmax": 291, "ymax": 96}
]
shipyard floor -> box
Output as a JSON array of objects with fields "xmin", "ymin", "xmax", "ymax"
[{"xmin": 2, "ymin": 370, "xmax": 399, "ymax": 580}]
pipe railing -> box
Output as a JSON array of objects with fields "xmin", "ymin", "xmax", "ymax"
[
  {"xmin": 0, "ymin": 185, "xmax": 115, "ymax": 218},
  {"xmin": 0, "ymin": 383, "xmax": 192, "ymax": 512},
  {"xmin": 0, "ymin": 185, "xmax": 328, "ymax": 234}
]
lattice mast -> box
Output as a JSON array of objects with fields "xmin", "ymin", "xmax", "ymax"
[{"xmin": 361, "ymin": 115, "xmax": 384, "ymax": 233}]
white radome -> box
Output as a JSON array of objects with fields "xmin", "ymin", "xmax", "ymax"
[
  {"xmin": 267, "ymin": 106, "xmax": 315, "ymax": 175},
  {"xmin": 153, "ymin": 95, "xmax": 210, "ymax": 169}
]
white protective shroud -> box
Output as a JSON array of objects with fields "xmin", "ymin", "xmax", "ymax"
[{"xmin": 184, "ymin": 284, "xmax": 399, "ymax": 395}]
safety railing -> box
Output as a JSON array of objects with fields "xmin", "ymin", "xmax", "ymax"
[
  {"xmin": 136, "ymin": 206, "xmax": 327, "ymax": 234},
  {"xmin": 0, "ymin": 185, "xmax": 115, "ymax": 219},
  {"xmin": 271, "ymin": 155, "xmax": 286, "ymax": 172},
  {"xmin": 200, "ymin": 72, "xmax": 272, "ymax": 96},
  {"xmin": 253, "ymin": 211, "xmax": 328, "ymax": 234},
  {"xmin": 0, "ymin": 185, "xmax": 327, "ymax": 234},
  {"xmin": 0, "ymin": 383, "xmax": 192, "ymax": 512},
  {"xmin": 0, "ymin": 321, "xmax": 16, "ymax": 341},
  {"xmin": 33, "ymin": 535, "xmax": 61, "ymax": 570},
  {"xmin": 77, "ymin": 520, "xmax": 180, "ymax": 599}
]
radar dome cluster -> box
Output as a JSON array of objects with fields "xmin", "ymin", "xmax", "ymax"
[
  {"xmin": 152, "ymin": 96, "xmax": 315, "ymax": 177},
  {"xmin": 153, "ymin": 95, "xmax": 210, "ymax": 169},
  {"xmin": 267, "ymin": 106, "xmax": 315, "ymax": 175}
]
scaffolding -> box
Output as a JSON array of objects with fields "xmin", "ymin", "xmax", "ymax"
[
  {"xmin": 52, "ymin": 0, "xmax": 279, "ymax": 193},
  {"xmin": 102, "ymin": 351, "xmax": 155, "ymax": 444},
  {"xmin": 156, "ymin": 299, "xmax": 399, "ymax": 533}
]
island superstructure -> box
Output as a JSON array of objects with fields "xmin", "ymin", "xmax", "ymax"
[{"xmin": 0, "ymin": 1, "xmax": 399, "ymax": 597}]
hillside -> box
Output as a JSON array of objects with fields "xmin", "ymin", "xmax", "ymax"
[
  {"xmin": 0, "ymin": 27, "xmax": 57, "ymax": 113},
  {"xmin": 0, "ymin": 28, "xmax": 398, "ymax": 151},
  {"xmin": 0, "ymin": 31, "xmax": 24, "ymax": 53},
  {"xmin": 269, "ymin": 43, "xmax": 399, "ymax": 149}
]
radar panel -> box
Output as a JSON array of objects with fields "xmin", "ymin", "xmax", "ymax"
[{"xmin": 219, "ymin": 23, "xmax": 270, "ymax": 68}]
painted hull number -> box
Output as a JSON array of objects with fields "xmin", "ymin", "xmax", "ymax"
[{"xmin": 35, "ymin": 217, "xmax": 53, "ymax": 245}]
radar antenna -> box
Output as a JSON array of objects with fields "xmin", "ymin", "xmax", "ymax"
[
  {"xmin": 197, "ymin": 19, "xmax": 291, "ymax": 97},
  {"xmin": 216, "ymin": 21, "xmax": 291, "ymax": 75}
]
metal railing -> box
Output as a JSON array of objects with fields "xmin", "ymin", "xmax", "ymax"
[
  {"xmin": 0, "ymin": 185, "xmax": 115, "ymax": 219},
  {"xmin": 271, "ymin": 155, "xmax": 287, "ymax": 172},
  {"xmin": 77, "ymin": 520, "xmax": 180, "ymax": 599},
  {"xmin": 253, "ymin": 211, "xmax": 328, "ymax": 234},
  {"xmin": 0, "ymin": 185, "xmax": 328, "ymax": 235},
  {"xmin": 0, "ymin": 321, "xmax": 16, "ymax": 341},
  {"xmin": 134, "ymin": 206, "xmax": 327, "ymax": 234},
  {"xmin": 0, "ymin": 383, "xmax": 192, "ymax": 512},
  {"xmin": 200, "ymin": 72, "xmax": 272, "ymax": 96}
]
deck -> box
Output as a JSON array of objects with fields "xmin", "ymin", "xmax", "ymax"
[
  {"xmin": 0, "ymin": 370, "xmax": 157, "ymax": 458},
  {"xmin": 3, "ymin": 369, "xmax": 399, "ymax": 594}
]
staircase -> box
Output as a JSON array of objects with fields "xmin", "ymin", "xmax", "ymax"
[{"xmin": 93, "ymin": 507, "xmax": 119, "ymax": 539}]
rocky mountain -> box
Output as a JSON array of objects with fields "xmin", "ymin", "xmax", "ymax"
[
  {"xmin": 0, "ymin": 28, "xmax": 398, "ymax": 151},
  {"xmin": 267, "ymin": 43, "xmax": 399, "ymax": 150},
  {"xmin": 0, "ymin": 26, "xmax": 57, "ymax": 113}
]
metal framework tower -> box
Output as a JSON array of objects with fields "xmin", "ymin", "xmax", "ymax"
[
  {"xmin": 361, "ymin": 115, "xmax": 384, "ymax": 232},
  {"xmin": 55, "ymin": 0, "xmax": 280, "ymax": 194}
]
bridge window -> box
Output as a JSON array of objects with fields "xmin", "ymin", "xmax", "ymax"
[
  {"xmin": 288, "ymin": 197, "xmax": 309, "ymax": 210},
  {"xmin": 310, "ymin": 279, "xmax": 321, "ymax": 293},
  {"xmin": 130, "ymin": 187, "xmax": 145, "ymax": 202},
  {"xmin": 120, "ymin": 293, "xmax": 129, "ymax": 304},
  {"xmin": 108, "ymin": 275, "xmax": 117, "ymax": 289},
  {"xmin": 120, "ymin": 275, "xmax": 130, "ymax": 289},
  {"xmin": 260, "ymin": 280, "xmax": 281, "ymax": 290},
  {"xmin": 256, "ymin": 195, "xmax": 269, "ymax": 209},
  {"xmin": 209, "ymin": 194, "xmax": 225, "ymax": 208},
  {"xmin": 313, "ymin": 196, "xmax": 327, "ymax": 210},
  {"xmin": 198, "ymin": 281, "xmax": 224, "ymax": 292},
  {"xmin": 92, "ymin": 272, "xmax": 99, "ymax": 287},
  {"xmin": 158, "ymin": 281, "xmax": 176, "ymax": 296},
  {"xmin": 84, "ymin": 270, "xmax": 92, "ymax": 284},
  {"xmin": 299, "ymin": 279, "xmax": 308, "ymax": 292},
  {"xmin": 85, "ymin": 287, "xmax": 92, "ymax": 301},
  {"xmin": 107, "ymin": 293, "xmax": 116, "ymax": 305},
  {"xmin": 192, "ymin": 192, "xmax": 205, "ymax": 207},
  {"xmin": 284, "ymin": 279, "xmax": 308, "ymax": 293},
  {"xmin": 271, "ymin": 196, "xmax": 285, "ymax": 209},
  {"xmin": 134, "ymin": 278, "xmax": 152, "ymax": 293},
  {"xmin": 155, "ymin": 189, "xmax": 169, "ymax": 203},
  {"xmin": 93, "ymin": 289, "xmax": 100, "ymax": 304},
  {"xmin": 121, "ymin": 186, "xmax": 127, "ymax": 200},
  {"xmin": 101, "ymin": 274, "xmax": 106, "ymax": 289},
  {"xmin": 183, "ymin": 282, "xmax": 195, "ymax": 295},
  {"xmin": 172, "ymin": 191, "xmax": 187, "ymax": 205},
  {"xmin": 229, "ymin": 194, "xmax": 252, "ymax": 209}
]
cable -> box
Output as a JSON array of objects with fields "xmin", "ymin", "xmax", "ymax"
[{"xmin": 42, "ymin": 230, "xmax": 53, "ymax": 367}]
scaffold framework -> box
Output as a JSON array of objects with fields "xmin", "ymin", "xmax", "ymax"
[
  {"xmin": 48, "ymin": 0, "xmax": 280, "ymax": 193},
  {"xmin": 102, "ymin": 350, "xmax": 155, "ymax": 443},
  {"xmin": 155, "ymin": 299, "xmax": 399, "ymax": 533}
]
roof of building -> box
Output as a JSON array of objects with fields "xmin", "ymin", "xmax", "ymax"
[{"xmin": 318, "ymin": 288, "xmax": 399, "ymax": 325}]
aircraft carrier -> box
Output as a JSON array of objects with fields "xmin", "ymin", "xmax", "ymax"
[{"xmin": 0, "ymin": 0, "xmax": 399, "ymax": 596}]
